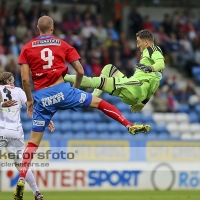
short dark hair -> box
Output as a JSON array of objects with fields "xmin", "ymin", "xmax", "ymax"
[
  {"xmin": 0, "ymin": 72, "xmax": 13, "ymax": 85},
  {"xmin": 136, "ymin": 29, "xmax": 154, "ymax": 42}
]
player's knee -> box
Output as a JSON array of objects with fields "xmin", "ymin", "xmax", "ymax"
[
  {"xmin": 102, "ymin": 64, "xmax": 115, "ymax": 77},
  {"xmin": 89, "ymin": 96, "xmax": 102, "ymax": 108}
]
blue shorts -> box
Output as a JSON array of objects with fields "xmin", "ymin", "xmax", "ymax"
[{"xmin": 32, "ymin": 82, "xmax": 92, "ymax": 132}]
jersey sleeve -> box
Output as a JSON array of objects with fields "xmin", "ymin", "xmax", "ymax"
[
  {"xmin": 19, "ymin": 88, "xmax": 27, "ymax": 105},
  {"xmin": 18, "ymin": 46, "xmax": 28, "ymax": 65},
  {"xmin": 65, "ymin": 43, "xmax": 81, "ymax": 63},
  {"xmin": 152, "ymin": 51, "xmax": 164, "ymax": 61}
]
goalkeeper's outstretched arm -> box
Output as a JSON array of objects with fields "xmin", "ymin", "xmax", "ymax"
[
  {"xmin": 151, "ymin": 59, "xmax": 165, "ymax": 72},
  {"xmin": 135, "ymin": 58, "xmax": 165, "ymax": 73}
]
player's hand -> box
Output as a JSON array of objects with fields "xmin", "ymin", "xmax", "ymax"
[
  {"xmin": 135, "ymin": 63, "xmax": 152, "ymax": 73},
  {"xmin": 26, "ymin": 100, "xmax": 34, "ymax": 118},
  {"xmin": 2, "ymin": 100, "xmax": 17, "ymax": 107},
  {"xmin": 130, "ymin": 103, "xmax": 145, "ymax": 113},
  {"xmin": 48, "ymin": 120, "xmax": 55, "ymax": 132}
]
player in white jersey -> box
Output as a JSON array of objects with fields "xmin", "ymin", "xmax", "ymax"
[{"xmin": 0, "ymin": 72, "xmax": 53, "ymax": 200}]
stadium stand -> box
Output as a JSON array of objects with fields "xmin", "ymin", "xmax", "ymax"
[{"xmin": 0, "ymin": 1, "xmax": 199, "ymax": 141}]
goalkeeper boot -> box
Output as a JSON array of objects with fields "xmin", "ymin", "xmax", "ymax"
[
  {"xmin": 128, "ymin": 124, "xmax": 151, "ymax": 135},
  {"xmin": 35, "ymin": 191, "xmax": 44, "ymax": 200},
  {"xmin": 14, "ymin": 178, "xmax": 25, "ymax": 200}
]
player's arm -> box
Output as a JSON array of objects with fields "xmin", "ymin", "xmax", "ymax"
[
  {"xmin": 21, "ymin": 64, "xmax": 32, "ymax": 101},
  {"xmin": 64, "ymin": 42, "xmax": 83, "ymax": 88},
  {"xmin": 135, "ymin": 47, "xmax": 165, "ymax": 73},
  {"xmin": 151, "ymin": 58, "xmax": 165, "ymax": 72},
  {"xmin": 70, "ymin": 60, "xmax": 84, "ymax": 88},
  {"xmin": 21, "ymin": 64, "xmax": 34, "ymax": 118},
  {"xmin": 135, "ymin": 58, "xmax": 164, "ymax": 73}
]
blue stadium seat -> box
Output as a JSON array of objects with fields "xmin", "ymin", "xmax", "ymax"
[
  {"xmin": 146, "ymin": 132, "xmax": 158, "ymax": 139},
  {"xmin": 72, "ymin": 122, "xmax": 84, "ymax": 132},
  {"xmin": 50, "ymin": 132, "xmax": 63, "ymax": 139},
  {"xmin": 170, "ymin": 135, "xmax": 180, "ymax": 140},
  {"xmin": 133, "ymin": 133, "xmax": 146, "ymax": 140},
  {"xmin": 177, "ymin": 104, "xmax": 189, "ymax": 113},
  {"xmin": 62, "ymin": 132, "xmax": 75, "ymax": 139},
  {"xmin": 22, "ymin": 122, "xmax": 31, "ymax": 134},
  {"xmin": 195, "ymin": 104, "xmax": 200, "ymax": 113},
  {"xmin": 71, "ymin": 112, "xmax": 82, "ymax": 121},
  {"xmin": 99, "ymin": 132, "xmax": 110, "ymax": 139},
  {"xmin": 122, "ymin": 133, "xmax": 134, "ymax": 139},
  {"xmin": 60, "ymin": 122, "xmax": 73, "ymax": 134},
  {"xmin": 52, "ymin": 114, "xmax": 59, "ymax": 122},
  {"xmin": 92, "ymin": 113, "xmax": 102, "ymax": 122},
  {"xmin": 116, "ymin": 102, "xmax": 129, "ymax": 112},
  {"xmin": 189, "ymin": 112, "xmax": 199, "ymax": 123},
  {"xmin": 129, "ymin": 113, "xmax": 142, "ymax": 122},
  {"xmin": 155, "ymin": 125, "xmax": 168, "ymax": 133},
  {"xmin": 148, "ymin": 123, "xmax": 156, "ymax": 132},
  {"xmin": 86, "ymin": 131, "xmax": 98, "ymax": 139},
  {"xmin": 53, "ymin": 121, "xmax": 61, "ymax": 131},
  {"xmin": 157, "ymin": 132, "xmax": 169, "ymax": 139},
  {"xmin": 82, "ymin": 112, "xmax": 94, "ymax": 122},
  {"xmin": 96, "ymin": 123, "xmax": 107, "ymax": 132},
  {"xmin": 122, "ymin": 111, "xmax": 130, "ymax": 120},
  {"xmin": 142, "ymin": 115, "xmax": 154, "ymax": 123},
  {"xmin": 74, "ymin": 132, "xmax": 86, "ymax": 139},
  {"xmin": 107, "ymin": 123, "xmax": 116, "ymax": 133},
  {"xmin": 42, "ymin": 133, "xmax": 50, "ymax": 140},
  {"xmin": 110, "ymin": 132, "xmax": 122, "ymax": 139},
  {"xmin": 84, "ymin": 122, "xmax": 96, "ymax": 132},
  {"xmin": 119, "ymin": 124, "xmax": 128, "ymax": 133},
  {"xmin": 58, "ymin": 111, "xmax": 68, "ymax": 122},
  {"xmin": 49, "ymin": 128, "xmax": 60, "ymax": 135},
  {"xmin": 103, "ymin": 93, "xmax": 119, "ymax": 103},
  {"xmin": 21, "ymin": 106, "xmax": 27, "ymax": 113},
  {"xmin": 24, "ymin": 134, "xmax": 30, "ymax": 140},
  {"xmin": 21, "ymin": 112, "xmax": 30, "ymax": 122},
  {"xmin": 107, "ymin": 122, "xmax": 127, "ymax": 133}
]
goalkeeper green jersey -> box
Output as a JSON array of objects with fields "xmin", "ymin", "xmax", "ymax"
[{"xmin": 134, "ymin": 45, "xmax": 165, "ymax": 79}]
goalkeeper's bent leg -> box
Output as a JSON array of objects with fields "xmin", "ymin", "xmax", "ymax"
[
  {"xmin": 92, "ymin": 64, "xmax": 125, "ymax": 97},
  {"xmin": 64, "ymin": 75, "xmax": 115, "ymax": 94}
]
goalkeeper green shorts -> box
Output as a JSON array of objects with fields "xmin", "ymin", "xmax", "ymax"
[{"xmin": 111, "ymin": 76, "xmax": 150, "ymax": 105}]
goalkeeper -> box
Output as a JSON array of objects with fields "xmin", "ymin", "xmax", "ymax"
[{"xmin": 64, "ymin": 29, "xmax": 164, "ymax": 113}]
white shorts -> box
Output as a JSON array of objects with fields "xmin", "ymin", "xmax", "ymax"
[{"xmin": 0, "ymin": 128, "xmax": 25, "ymax": 158}]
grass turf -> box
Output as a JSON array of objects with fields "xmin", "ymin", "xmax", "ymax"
[{"xmin": 2, "ymin": 190, "xmax": 200, "ymax": 200}]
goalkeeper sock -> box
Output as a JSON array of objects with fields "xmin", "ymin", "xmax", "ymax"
[
  {"xmin": 19, "ymin": 142, "xmax": 38, "ymax": 179},
  {"xmin": 64, "ymin": 75, "xmax": 102, "ymax": 88},
  {"xmin": 25, "ymin": 169, "xmax": 39, "ymax": 195},
  {"xmin": 64, "ymin": 75, "xmax": 115, "ymax": 94},
  {"xmin": 98, "ymin": 100, "xmax": 133, "ymax": 128}
]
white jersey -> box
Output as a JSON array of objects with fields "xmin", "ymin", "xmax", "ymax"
[{"xmin": 0, "ymin": 85, "xmax": 27, "ymax": 130}]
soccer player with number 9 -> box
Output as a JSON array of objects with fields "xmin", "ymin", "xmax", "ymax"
[{"xmin": 15, "ymin": 16, "xmax": 150, "ymax": 200}]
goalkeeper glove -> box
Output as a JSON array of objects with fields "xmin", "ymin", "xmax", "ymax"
[
  {"xmin": 135, "ymin": 63, "xmax": 153, "ymax": 73},
  {"xmin": 130, "ymin": 103, "xmax": 145, "ymax": 113}
]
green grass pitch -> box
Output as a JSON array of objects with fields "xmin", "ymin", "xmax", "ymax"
[{"xmin": 2, "ymin": 190, "xmax": 200, "ymax": 200}]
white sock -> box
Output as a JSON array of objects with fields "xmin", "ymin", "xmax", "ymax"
[
  {"xmin": 25, "ymin": 169, "xmax": 39, "ymax": 195},
  {"xmin": 14, "ymin": 157, "xmax": 39, "ymax": 195}
]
